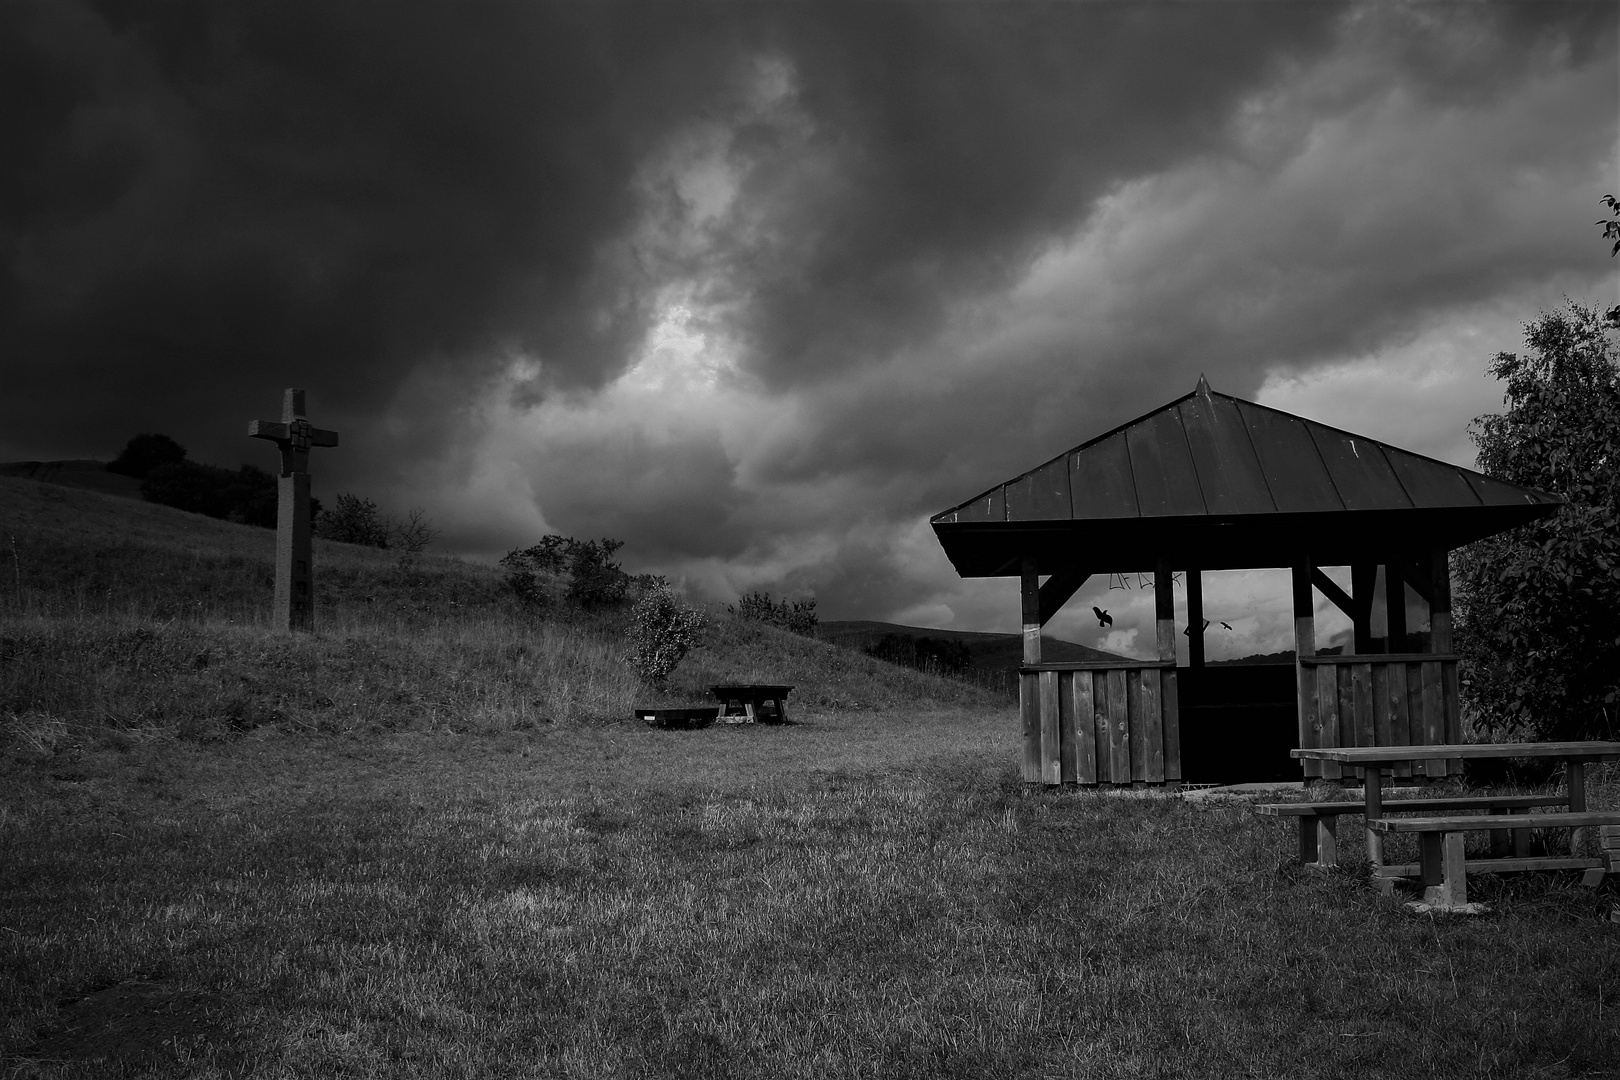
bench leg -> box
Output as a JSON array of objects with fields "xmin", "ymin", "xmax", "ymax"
[
  {"xmin": 1489, "ymin": 808, "xmax": 1510, "ymax": 857},
  {"xmin": 1297, "ymin": 816, "xmax": 1337, "ymax": 867},
  {"xmin": 1422, "ymin": 831, "xmax": 1468, "ymax": 908}
]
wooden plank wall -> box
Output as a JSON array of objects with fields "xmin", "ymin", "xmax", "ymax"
[
  {"xmin": 1297, "ymin": 656, "xmax": 1461, "ymax": 779},
  {"xmin": 1021, "ymin": 665, "xmax": 1181, "ymax": 785}
]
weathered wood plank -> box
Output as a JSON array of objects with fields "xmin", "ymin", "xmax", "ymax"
[
  {"xmin": 1403, "ymin": 662, "xmax": 1424, "ymax": 778},
  {"xmin": 1107, "ymin": 668, "xmax": 1130, "ymax": 784},
  {"xmin": 1058, "ymin": 671, "xmax": 1078, "ymax": 785},
  {"xmin": 1140, "ymin": 666, "xmax": 1164, "ymax": 782},
  {"xmin": 1316, "ymin": 661, "xmax": 1342, "ymax": 781},
  {"xmin": 1352, "ymin": 661, "xmax": 1374, "ymax": 754},
  {"xmin": 1420, "ymin": 660, "xmax": 1445, "ymax": 776},
  {"xmin": 1162, "ymin": 668, "xmax": 1182, "ymax": 782},
  {"xmin": 1072, "ymin": 671, "xmax": 1096, "ymax": 785},
  {"xmin": 1127, "ymin": 669, "xmax": 1146, "ymax": 782},
  {"xmin": 1021, "ymin": 556, "xmax": 1041, "ymax": 667},
  {"xmin": 1092, "ymin": 671, "xmax": 1111, "ymax": 784},
  {"xmin": 1388, "ymin": 661, "xmax": 1412, "ymax": 779},
  {"xmin": 1442, "ymin": 658, "xmax": 1461, "ymax": 774},
  {"xmin": 1039, "ymin": 670, "xmax": 1061, "ymax": 786},
  {"xmin": 1371, "ymin": 661, "xmax": 1392, "ymax": 750},
  {"xmin": 1020, "ymin": 671, "xmax": 1041, "ymax": 783},
  {"xmin": 1335, "ymin": 663, "xmax": 1358, "ymax": 780}
]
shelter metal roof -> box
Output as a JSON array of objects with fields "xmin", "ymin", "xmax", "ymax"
[{"xmin": 931, "ymin": 378, "xmax": 1562, "ymax": 577}]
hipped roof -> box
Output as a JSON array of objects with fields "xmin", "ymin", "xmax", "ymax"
[{"xmin": 931, "ymin": 377, "xmax": 1562, "ymax": 577}]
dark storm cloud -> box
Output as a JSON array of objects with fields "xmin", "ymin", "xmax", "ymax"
[{"xmin": 1, "ymin": 0, "xmax": 1351, "ymax": 467}]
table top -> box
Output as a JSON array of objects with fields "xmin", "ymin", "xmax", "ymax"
[
  {"xmin": 1292, "ymin": 742, "xmax": 1620, "ymax": 764},
  {"xmin": 710, "ymin": 683, "xmax": 795, "ymax": 694}
]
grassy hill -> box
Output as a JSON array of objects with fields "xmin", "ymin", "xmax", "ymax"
[
  {"xmin": 0, "ymin": 476, "xmax": 1004, "ymax": 748},
  {"xmin": 819, "ymin": 619, "xmax": 1124, "ymax": 684}
]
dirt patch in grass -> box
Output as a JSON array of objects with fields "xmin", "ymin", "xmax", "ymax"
[{"xmin": 24, "ymin": 979, "xmax": 241, "ymax": 1075}]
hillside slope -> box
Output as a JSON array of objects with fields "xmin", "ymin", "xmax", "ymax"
[
  {"xmin": 0, "ymin": 477, "xmax": 1005, "ymax": 744},
  {"xmin": 819, "ymin": 619, "xmax": 1125, "ymax": 675}
]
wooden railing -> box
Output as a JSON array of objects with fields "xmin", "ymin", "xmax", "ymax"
[
  {"xmin": 1295, "ymin": 653, "xmax": 1461, "ymax": 780},
  {"xmin": 1020, "ymin": 661, "xmax": 1181, "ymax": 786}
]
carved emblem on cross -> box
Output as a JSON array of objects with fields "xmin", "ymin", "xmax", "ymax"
[{"xmin": 250, "ymin": 389, "xmax": 339, "ymax": 631}]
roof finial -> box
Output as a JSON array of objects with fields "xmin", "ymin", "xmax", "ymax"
[{"xmin": 1196, "ymin": 373, "xmax": 1212, "ymax": 396}]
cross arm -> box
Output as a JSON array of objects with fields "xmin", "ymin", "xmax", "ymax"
[{"xmin": 249, "ymin": 420, "xmax": 288, "ymax": 441}]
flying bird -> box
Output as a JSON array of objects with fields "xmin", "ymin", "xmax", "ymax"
[
  {"xmin": 1220, "ymin": 621, "xmax": 1233, "ymax": 631},
  {"xmin": 1093, "ymin": 607, "xmax": 1112, "ymax": 628}
]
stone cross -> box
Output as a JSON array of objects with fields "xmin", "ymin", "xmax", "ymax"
[{"xmin": 249, "ymin": 389, "xmax": 339, "ymax": 631}]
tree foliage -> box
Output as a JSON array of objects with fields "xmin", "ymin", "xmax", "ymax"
[
  {"xmin": 315, "ymin": 493, "xmax": 391, "ymax": 548},
  {"xmin": 140, "ymin": 461, "xmax": 279, "ymax": 527},
  {"xmin": 1454, "ymin": 299, "xmax": 1620, "ymax": 741},
  {"xmin": 729, "ymin": 591, "xmax": 818, "ymax": 636},
  {"xmin": 108, "ymin": 433, "xmax": 188, "ymax": 479},
  {"xmin": 627, "ymin": 585, "xmax": 707, "ymax": 685},
  {"xmin": 500, "ymin": 536, "xmax": 633, "ymax": 610}
]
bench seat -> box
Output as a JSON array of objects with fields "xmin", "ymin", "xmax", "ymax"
[
  {"xmin": 1257, "ymin": 795, "xmax": 1568, "ymax": 867},
  {"xmin": 1367, "ymin": 811, "xmax": 1620, "ymax": 908}
]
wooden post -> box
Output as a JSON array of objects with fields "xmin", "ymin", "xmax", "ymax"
[
  {"xmin": 1154, "ymin": 557, "xmax": 1176, "ymax": 663},
  {"xmin": 1385, "ymin": 561, "xmax": 1407, "ymax": 653},
  {"xmin": 1292, "ymin": 558, "xmax": 1321, "ymax": 779},
  {"xmin": 1185, "ymin": 566, "xmax": 1205, "ymax": 669},
  {"xmin": 1019, "ymin": 555, "xmax": 1042, "ymax": 783},
  {"xmin": 1351, "ymin": 562, "xmax": 1377, "ymax": 654},
  {"xmin": 249, "ymin": 389, "xmax": 339, "ymax": 632},
  {"xmin": 1429, "ymin": 546, "xmax": 1459, "ymax": 772}
]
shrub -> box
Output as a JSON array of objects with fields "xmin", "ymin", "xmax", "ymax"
[
  {"xmin": 501, "ymin": 536, "xmax": 631, "ymax": 610},
  {"xmin": 730, "ymin": 591, "xmax": 818, "ymax": 636},
  {"xmin": 316, "ymin": 494, "xmax": 391, "ymax": 548},
  {"xmin": 627, "ymin": 585, "xmax": 707, "ymax": 685},
  {"xmin": 108, "ymin": 433, "xmax": 187, "ymax": 479},
  {"xmin": 140, "ymin": 462, "xmax": 278, "ymax": 527}
]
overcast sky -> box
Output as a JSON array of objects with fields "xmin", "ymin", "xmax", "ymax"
[{"xmin": 4, "ymin": 1, "xmax": 1617, "ymax": 656}]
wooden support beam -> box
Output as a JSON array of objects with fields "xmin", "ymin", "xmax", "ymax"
[
  {"xmin": 1385, "ymin": 561, "xmax": 1408, "ymax": 652},
  {"xmin": 1310, "ymin": 567, "xmax": 1358, "ymax": 623},
  {"xmin": 1185, "ymin": 566, "xmax": 1205, "ymax": 669},
  {"xmin": 1037, "ymin": 565, "xmax": 1089, "ymax": 628},
  {"xmin": 1293, "ymin": 558, "xmax": 1322, "ymax": 779},
  {"xmin": 1401, "ymin": 556, "xmax": 1435, "ymax": 606},
  {"xmin": 1021, "ymin": 555, "xmax": 1041, "ymax": 666},
  {"xmin": 1351, "ymin": 563, "xmax": 1378, "ymax": 653},
  {"xmin": 1154, "ymin": 557, "xmax": 1177, "ymax": 663}
]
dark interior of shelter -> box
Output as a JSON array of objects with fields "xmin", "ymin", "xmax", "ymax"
[{"xmin": 1177, "ymin": 664, "xmax": 1299, "ymax": 784}]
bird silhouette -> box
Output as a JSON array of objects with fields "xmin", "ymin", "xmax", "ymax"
[
  {"xmin": 1093, "ymin": 607, "xmax": 1112, "ymax": 628},
  {"xmin": 1220, "ymin": 621, "xmax": 1233, "ymax": 631}
]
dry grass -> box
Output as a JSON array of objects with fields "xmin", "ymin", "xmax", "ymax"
[{"xmin": 2, "ymin": 474, "xmax": 1617, "ymax": 1078}]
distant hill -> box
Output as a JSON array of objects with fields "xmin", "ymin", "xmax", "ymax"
[
  {"xmin": 0, "ymin": 460, "xmax": 142, "ymax": 500},
  {"xmin": 819, "ymin": 620, "xmax": 1128, "ymax": 684}
]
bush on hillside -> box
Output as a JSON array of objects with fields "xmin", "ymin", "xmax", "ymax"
[
  {"xmin": 731, "ymin": 591, "xmax": 818, "ymax": 636},
  {"xmin": 108, "ymin": 433, "xmax": 187, "ymax": 479},
  {"xmin": 316, "ymin": 494, "xmax": 391, "ymax": 548},
  {"xmin": 627, "ymin": 585, "xmax": 707, "ymax": 685},
  {"xmin": 501, "ymin": 535, "xmax": 633, "ymax": 610},
  {"xmin": 140, "ymin": 462, "xmax": 279, "ymax": 527}
]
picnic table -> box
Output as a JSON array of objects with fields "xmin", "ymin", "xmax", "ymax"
[
  {"xmin": 1286, "ymin": 742, "xmax": 1620, "ymax": 908},
  {"xmin": 710, "ymin": 684, "xmax": 794, "ymax": 724}
]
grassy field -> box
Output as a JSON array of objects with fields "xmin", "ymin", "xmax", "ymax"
[{"xmin": 3, "ymin": 475, "xmax": 1619, "ymax": 1078}]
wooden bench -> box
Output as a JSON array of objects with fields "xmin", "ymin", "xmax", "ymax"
[
  {"xmin": 1256, "ymin": 795, "xmax": 1568, "ymax": 868},
  {"xmin": 1367, "ymin": 811, "xmax": 1620, "ymax": 908},
  {"xmin": 710, "ymin": 683, "xmax": 794, "ymax": 724}
]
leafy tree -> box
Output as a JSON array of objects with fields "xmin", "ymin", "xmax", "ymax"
[
  {"xmin": 627, "ymin": 585, "xmax": 707, "ymax": 685},
  {"xmin": 140, "ymin": 461, "xmax": 277, "ymax": 527},
  {"xmin": 500, "ymin": 535, "xmax": 632, "ymax": 610},
  {"xmin": 864, "ymin": 634, "xmax": 972, "ymax": 675},
  {"xmin": 315, "ymin": 494, "xmax": 390, "ymax": 548},
  {"xmin": 108, "ymin": 433, "xmax": 187, "ymax": 479},
  {"xmin": 1454, "ymin": 299, "xmax": 1620, "ymax": 741}
]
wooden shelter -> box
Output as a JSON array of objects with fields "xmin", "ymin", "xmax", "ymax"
[{"xmin": 931, "ymin": 377, "xmax": 1562, "ymax": 786}]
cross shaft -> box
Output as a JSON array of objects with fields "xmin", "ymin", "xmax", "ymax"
[{"xmin": 249, "ymin": 389, "xmax": 339, "ymax": 631}]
